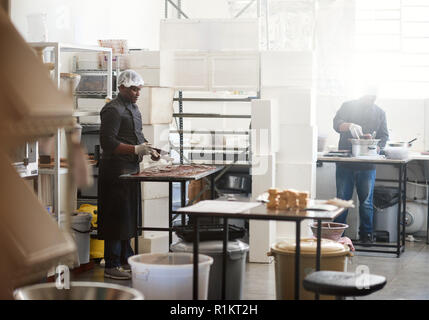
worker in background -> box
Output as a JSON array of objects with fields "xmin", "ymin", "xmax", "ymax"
[
  {"xmin": 332, "ymin": 85, "xmax": 389, "ymax": 245},
  {"xmin": 98, "ymin": 70, "xmax": 159, "ymax": 280}
]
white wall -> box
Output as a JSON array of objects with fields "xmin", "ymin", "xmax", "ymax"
[
  {"xmin": 11, "ymin": 0, "xmax": 163, "ymax": 49},
  {"xmin": 316, "ymin": 94, "xmax": 427, "ymax": 152}
]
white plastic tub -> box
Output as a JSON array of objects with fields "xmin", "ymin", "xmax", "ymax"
[{"xmin": 128, "ymin": 252, "xmax": 213, "ymax": 300}]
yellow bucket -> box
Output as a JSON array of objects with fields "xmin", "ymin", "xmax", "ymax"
[{"xmin": 78, "ymin": 204, "xmax": 104, "ymax": 259}]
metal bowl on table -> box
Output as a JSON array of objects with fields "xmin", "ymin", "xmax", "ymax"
[{"xmin": 14, "ymin": 281, "xmax": 144, "ymax": 300}]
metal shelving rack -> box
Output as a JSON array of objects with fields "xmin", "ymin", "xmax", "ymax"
[
  {"xmin": 171, "ymin": 97, "xmax": 255, "ymax": 168},
  {"xmin": 71, "ymin": 53, "xmax": 121, "ymax": 207},
  {"xmin": 28, "ymin": 42, "xmax": 112, "ymax": 219},
  {"xmin": 72, "ymin": 57, "xmax": 120, "ymax": 103}
]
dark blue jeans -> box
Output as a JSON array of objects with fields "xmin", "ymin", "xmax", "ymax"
[
  {"xmin": 334, "ymin": 166, "xmax": 376, "ymax": 235},
  {"xmin": 104, "ymin": 239, "xmax": 134, "ymax": 269}
]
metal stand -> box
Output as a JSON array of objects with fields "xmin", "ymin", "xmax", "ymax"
[{"xmin": 317, "ymin": 158, "xmax": 408, "ymax": 257}]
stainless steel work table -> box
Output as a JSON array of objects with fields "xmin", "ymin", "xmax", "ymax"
[
  {"xmin": 177, "ymin": 200, "xmax": 345, "ymax": 300},
  {"xmin": 317, "ymin": 155, "xmax": 409, "ymax": 257},
  {"xmin": 119, "ymin": 165, "xmax": 224, "ymax": 253}
]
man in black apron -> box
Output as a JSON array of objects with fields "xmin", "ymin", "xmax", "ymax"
[{"xmin": 98, "ymin": 70, "xmax": 159, "ymax": 280}]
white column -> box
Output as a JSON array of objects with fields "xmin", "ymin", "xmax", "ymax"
[
  {"xmin": 249, "ymin": 99, "xmax": 278, "ymax": 262},
  {"xmin": 260, "ymin": 51, "xmax": 317, "ymax": 241}
]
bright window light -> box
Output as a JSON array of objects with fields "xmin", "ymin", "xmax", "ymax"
[{"xmin": 354, "ymin": 1, "xmax": 429, "ymax": 99}]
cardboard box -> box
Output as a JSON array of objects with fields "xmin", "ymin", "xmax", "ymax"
[
  {"xmin": 131, "ymin": 231, "xmax": 171, "ymax": 254},
  {"xmin": 0, "ymin": 153, "xmax": 77, "ymax": 297}
]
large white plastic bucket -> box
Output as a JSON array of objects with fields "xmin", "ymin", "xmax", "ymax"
[{"xmin": 128, "ymin": 252, "xmax": 213, "ymax": 300}]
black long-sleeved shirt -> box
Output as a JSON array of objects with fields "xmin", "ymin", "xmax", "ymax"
[
  {"xmin": 100, "ymin": 94, "xmax": 147, "ymax": 163},
  {"xmin": 333, "ymin": 98, "xmax": 389, "ymax": 170}
]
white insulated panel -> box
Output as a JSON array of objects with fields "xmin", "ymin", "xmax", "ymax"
[
  {"xmin": 160, "ymin": 20, "xmax": 210, "ymax": 51},
  {"xmin": 160, "ymin": 19, "xmax": 259, "ymax": 51},
  {"xmin": 261, "ymin": 51, "xmax": 313, "ymax": 88},
  {"xmin": 251, "ymin": 99, "xmax": 279, "ymax": 155},
  {"xmin": 137, "ymin": 87, "xmax": 175, "ymax": 125},
  {"xmin": 140, "ymin": 181, "xmax": 169, "ymax": 200},
  {"xmin": 127, "ymin": 51, "xmax": 160, "ymax": 68},
  {"xmin": 142, "ymin": 197, "xmax": 169, "ymax": 228},
  {"xmin": 141, "ymin": 124, "xmax": 170, "ymax": 150},
  {"xmin": 251, "ymin": 154, "xmax": 276, "ymax": 200},
  {"xmin": 160, "ymin": 51, "xmax": 210, "ymax": 91},
  {"xmin": 161, "ymin": 51, "xmax": 260, "ymax": 91},
  {"xmin": 134, "ymin": 67, "xmax": 160, "ymax": 87},
  {"xmin": 249, "ymin": 220, "xmax": 276, "ymax": 263},
  {"xmin": 261, "ymin": 87, "xmax": 315, "ymax": 125},
  {"xmin": 276, "ymin": 162, "xmax": 316, "ymax": 198},
  {"xmin": 210, "ymin": 52, "xmax": 260, "ymax": 91},
  {"xmin": 277, "ymin": 125, "xmax": 317, "ymax": 163}
]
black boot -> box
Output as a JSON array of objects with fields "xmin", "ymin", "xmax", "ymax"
[{"xmin": 360, "ymin": 233, "xmax": 374, "ymax": 247}]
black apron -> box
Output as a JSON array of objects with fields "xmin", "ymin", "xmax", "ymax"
[{"xmin": 97, "ymin": 159, "xmax": 141, "ymax": 240}]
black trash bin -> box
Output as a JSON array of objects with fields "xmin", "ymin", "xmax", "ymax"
[{"xmin": 373, "ymin": 186, "xmax": 400, "ymax": 243}]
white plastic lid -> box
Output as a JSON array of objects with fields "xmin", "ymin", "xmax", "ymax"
[
  {"xmin": 270, "ymin": 238, "xmax": 349, "ymax": 257},
  {"xmin": 170, "ymin": 240, "xmax": 249, "ymax": 254},
  {"xmin": 128, "ymin": 253, "xmax": 213, "ymax": 269},
  {"xmin": 56, "ymin": 212, "xmax": 92, "ymax": 224}
]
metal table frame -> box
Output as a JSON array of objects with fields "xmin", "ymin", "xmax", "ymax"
[
  {"xmin": 119, "ymin": 166, "xmax": 224, "ymax": 252},
  {"xmin": 177, "ymin": 202, "xmax": 345, "ymax": 300},
  {"xmin": 317, "ymin": 156, "xmax": 409, "ymax": 257}
]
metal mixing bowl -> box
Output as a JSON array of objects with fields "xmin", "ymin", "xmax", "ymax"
[{"xmin": 14, "ymin": 281, "xmax": 143, "ymax": 300}]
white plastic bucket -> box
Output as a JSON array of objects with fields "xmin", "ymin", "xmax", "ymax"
[{"xmin": 128, "ymin": 253, "xmax": 213, "ymax": 300}]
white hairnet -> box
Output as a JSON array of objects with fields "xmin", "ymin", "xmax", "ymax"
[{"xmin": 118, "ymin": 69, "xmax": 144, "ymax": 88}]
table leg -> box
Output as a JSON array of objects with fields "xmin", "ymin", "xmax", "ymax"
[
  {"xmin": 135, "ymin": 182, "xmax": 141, "ymax": 254},
  {"xmin": 222, "ymin": 218, "xmax": 229, "ymax": 300},
  {"xmin": 169, "ymin": 182, "xmax": 173, "ymax": 248},
  {"xmin": 193, "ymin": 216, "xmax": 199, "ymax": 300},
  {"xmin": 427, "ymin": 183, "xmax": 429, "ymax": 244},
  {"xmin": 397, "ymin": 165, "xmax": 402, "ymax": 258},
  {"xmin": 402, "ymin": 164, "xmax": 407, "ymax": 251},
  {"xmin": 295, "ymin": 221, "xmax": 301, "ymax": 300},
  {"xmin": 315, "ymin": 219, "xmax": 322, "ymax": 300},
  {"xmin": 181, "ymin": 181, "xmax": 187, "ymax": 226},
  {"xmin": 211, "ymin": 174, "xmax": 215, "ymax": 200}
]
